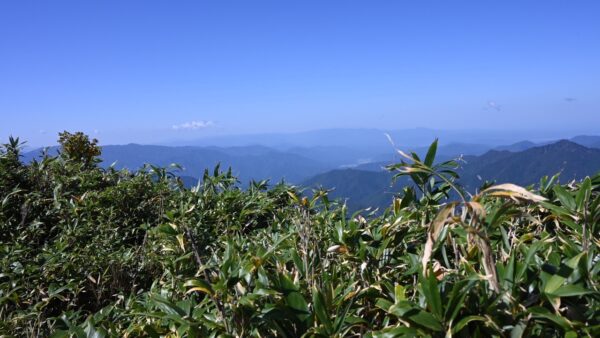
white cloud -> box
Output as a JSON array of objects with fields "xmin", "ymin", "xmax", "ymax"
[
  {"xmin": 172, "ymin": 120, "xmax": 215, "ymax": 131},
  {"xmin": 486, "ymin": 100, "xmax": 501, "ymax": 111}
]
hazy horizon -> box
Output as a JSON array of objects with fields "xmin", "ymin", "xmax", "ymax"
[
  {"xmin": 2, "ymin": 1, "xmax": 600, "ymax": 146},
  {"xmin": 14, "ymin": 127, "xmax": 600, "ymax": 150}
]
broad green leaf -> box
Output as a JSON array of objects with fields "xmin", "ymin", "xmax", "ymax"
[
  {"xmin": 394, "ymin": 284, "xmax": 406, "ymax": 302},
  {"xmin": 157, "ymin": 223, "xmax": 178, "ymax": 236},
  {"xmin": 286, "ymin": 291, "xmax": 309, "ymax": 314},
  {"xmin": 313, "ymin": 288, "xmax": 333, "ymax": 332},
  {"xmin": 528, "ymin": 306, "xmax": 573, "ymax": 329},
  {"xmin": 544, "ymin": 253, "xmax": 584, "ymax": 294},
  {"xmin": 184, "ymin": 279, "xmax": 214, "ymax": 296},
  {"xmin": 375, "ymin": 298, "xmax": 394, "ymax": 311},
  {"xmin": 547, "ymin": 284, "xmax": 595, "ymax": 297},
  {"xmin": 452, "ymin": 315, "xmax": 487, "ymax": 334},
  {"xmin": 150, "ymin": 294, "xmax": 187, "ymax": 317},
  {"xmin": 420, "ymin": 269, "xmax": 442, "ymax": 319},
  {"xmin": 83, "ymin": 318, "xmax": 108, "ymax": 338},
  {"xmin": 409, "ymin": 309, "xmax": 443, "ymax": 332},
  {"xmin": 370, "ymin": 326, "xmax": 419, "ymax": 338},
  {"xmin": 445, "ymin": 280, "xmax": 475, "ymax": 323},
  {"xmin": 424, "ymin": 139, "xmax": 438, "ymax": 167},
  {"xmin": 516, "ymin": 238, "xmax": 549, "ymax": 282},
  {"xmin": 575, "ymin": 177, "xmax": 591, "ymax": 212},
  {"xmin": 553, "ymin": 185, "xmax": 576, "ymax": 211},
  {"xmin": 388, "ymin": 301, "xmax": 443, "ymax": 332}
]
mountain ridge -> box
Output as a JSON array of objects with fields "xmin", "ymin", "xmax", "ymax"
[
  {"xmin": 303, "ymin": 140, "xmax": 600, "ymax": 211},
  {"xmin": 23, "ymin": 144, "xmax": 329, "ymax": 184}
]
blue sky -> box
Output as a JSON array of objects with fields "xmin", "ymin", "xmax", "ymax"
[{"xmin": 1, "ymin": 1, "xmax": 600, "ymax": 146}]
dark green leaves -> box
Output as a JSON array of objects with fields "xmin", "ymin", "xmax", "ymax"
[{"xmin": 2, "ymin": 134, "xmax": 598, "ymax": 337}]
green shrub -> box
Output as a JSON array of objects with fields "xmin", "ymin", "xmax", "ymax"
[{"xmin": 1, "ymin": 135, "xmax": 598, "ymax": 337}]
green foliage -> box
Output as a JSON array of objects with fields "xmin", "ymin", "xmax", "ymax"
[
  {"xmin": 57, "ymin": 131, "xmax": 102, "ymax": 169},
  {"xmin": 1, "ymin": 135, "xmax": 599, "ymax": 337}
]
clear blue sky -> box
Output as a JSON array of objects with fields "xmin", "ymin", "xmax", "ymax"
[{"xmin": 1, "ymin": 1, "xmax": 599, "ymax": 146}]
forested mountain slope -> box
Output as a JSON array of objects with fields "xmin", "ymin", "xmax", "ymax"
[{"xmin": 304, "ymin": 140, "xmax": 600, "ymax": 211}]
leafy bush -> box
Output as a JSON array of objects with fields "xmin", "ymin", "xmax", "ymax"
[{"xmin": 0, "ymin": 135, "xmax": 598, "ymax": 337}]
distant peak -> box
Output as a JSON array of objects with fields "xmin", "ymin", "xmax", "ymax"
[
  {"xmin": 539, "ymin": 139, "xmax": 588, "ymax": 151},
  {"xmin": 553, "ymin": 139, "xmax": 580, "ymax": 146}
]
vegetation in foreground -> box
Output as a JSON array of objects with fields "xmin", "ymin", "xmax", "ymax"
[{"xmin": 1, "ymin": 132, "xmax": 599, "ymax": 337}]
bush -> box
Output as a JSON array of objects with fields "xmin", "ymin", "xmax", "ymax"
[{"xmin": 0, "ymin": 136, "xmax": 598, "ymax": 337}]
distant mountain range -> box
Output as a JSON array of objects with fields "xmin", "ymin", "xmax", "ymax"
[
  {"xmin": 22, "ymin": 144, "xmax": 328, "ymax": 184},
  {"xmin": 570, "ymin": 135, "xmax": 600, "ymax": 149},
  {"xmin": 493, "ymin": 140, "xmax": 539, "ymax": 152},
  {"xmin": 172, "ymin": 128, "xmax": 599, "ymax": 150},
  {"xmin": 490, "ymin": 135, "xmax": 600, "ymax": 153},
  {"xmin": 22, "ymin": 134, "xmax": 600, "ymax": 210},
  {"xmin": 459, "ymin": 140, "xmax": 600, "ymax": 188},
  {"xmin": 302, "ymin": 140, "xmax": 600, "ymax": 212}
]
